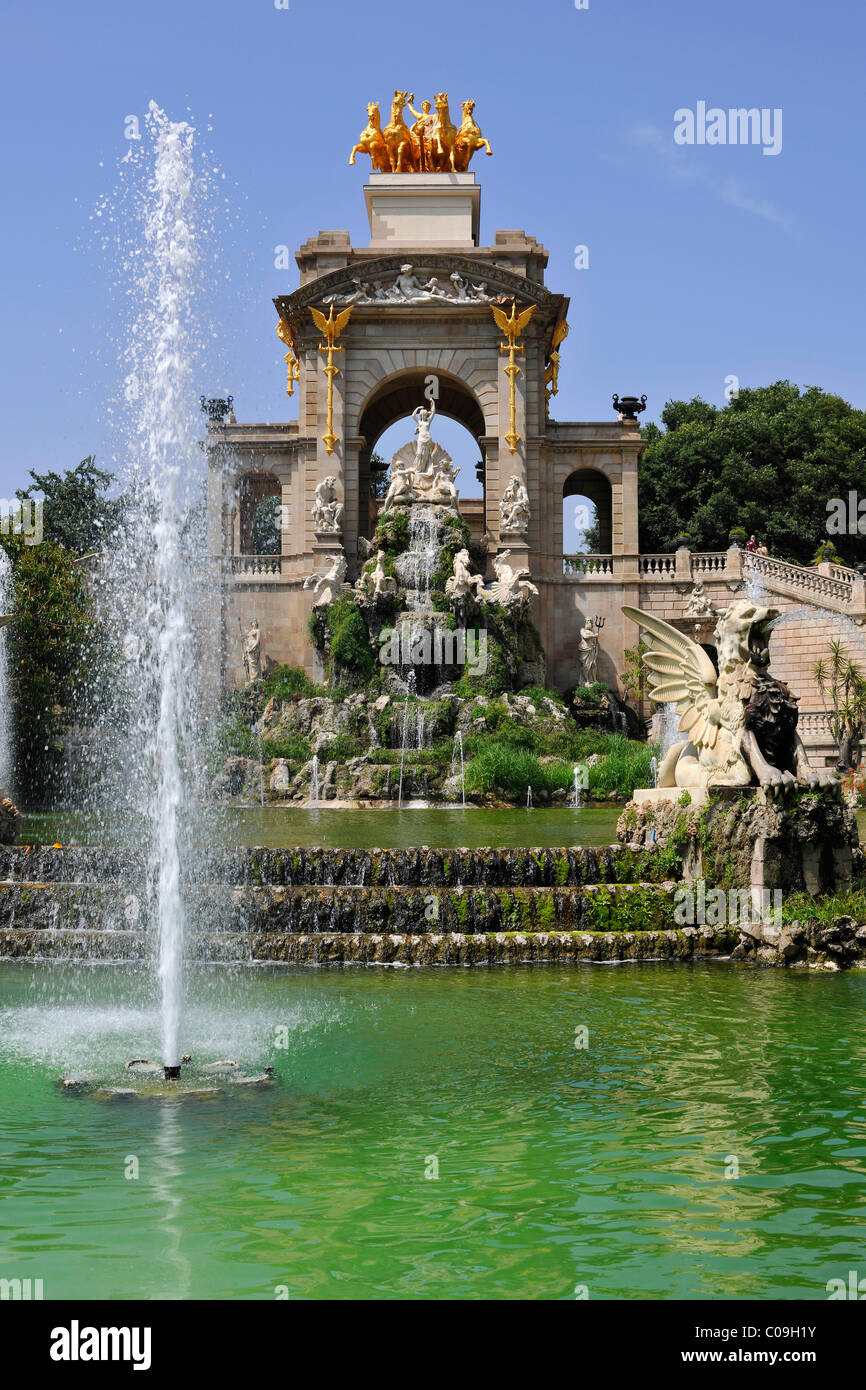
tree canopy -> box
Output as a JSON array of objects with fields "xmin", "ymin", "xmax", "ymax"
[
  {"xmin": 637, "ymin": 382, "xmax": 866, "ymax": 567},
  {"xmin": 16, "ymin": 456, "xmax": 123, "ymax": 555}
]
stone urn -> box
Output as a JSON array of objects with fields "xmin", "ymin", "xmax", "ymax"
[{"xmin": 0, "ymin": 796, "xmax": 21, "ymax": 845}]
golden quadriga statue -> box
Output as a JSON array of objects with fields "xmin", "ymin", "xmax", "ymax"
[{"xmin": 350, "ymin": 91, "xmax": 492, "ymax": 173}]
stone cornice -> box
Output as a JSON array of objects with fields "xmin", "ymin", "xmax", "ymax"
[{"xmin": 276, "ymin": 253, "xmax": 558, "ymax": 317}]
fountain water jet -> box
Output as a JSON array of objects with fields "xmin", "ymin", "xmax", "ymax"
[
  {"xmin": 308, "ymin": 754, "xmax": 321, "ymax": 806},
  {"xmin": 0, "ymin": 549, "xmax": 12, "ymax": 796},
  {"xmin": 571, "ymin": 765, "xmax": 584, "ymax": 809},
  {"xmin": 109, "ymin": 103, "xmax": 210, "ymax": 1073}
]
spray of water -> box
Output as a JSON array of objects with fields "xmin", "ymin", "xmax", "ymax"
[
  {"xmin": 108, "ymin": 104, "xmax": 209, "ymax": 1071},
  {"xmin": 0, "ymin": 549, "xmax": 12, "ymax": 795}
]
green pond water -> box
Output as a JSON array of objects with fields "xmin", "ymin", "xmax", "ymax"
[
  {"xmin": 1, "ymin": 960, "xmax": 865, "ymax": 1300},
  {"xmin": 19, "ymin": 806, "xmax": 623, "ymax": 850}
]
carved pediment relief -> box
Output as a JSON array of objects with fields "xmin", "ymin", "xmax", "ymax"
[{"xmin": 276, "ymin": 254, "xmax": 554, "ymax": 321}]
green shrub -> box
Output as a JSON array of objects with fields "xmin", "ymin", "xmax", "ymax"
[
  {"xmin": 317, "ymin": 732, "xmax": 365, "ymax": 762},
  {"xmin": 573, "ymin": 682, "xmax": 609, "ymax": 707},
  {"xmin": 216, "ymin": 715, "xmax": 259, "ymax": 758},
  {"xmin": 261, "ymin": 733, "xmax": 312, "ymax": 763},
  {"xmin": 465, "ymin": 741, "xmax": 573, "ymax": 800},
  {"xmin": 587, "ymin": 735, "xmax": 656, "ymax": 800},
  {"xmin": 262, "ymin": 664, "xmax": 320, "ymax": 701},
  {"xmin": 310, "ymin": 596, "xmax": 375, "ymax": 685},
  {"xmin": 372, "ymin": 510, "xmax": 409, "ymax": 556}
]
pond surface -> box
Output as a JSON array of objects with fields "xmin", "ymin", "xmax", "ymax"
[
  {"xmin": 1, "ymin": 960, "xmax": 864, "ymax": 1300},
  {"xmin": 19, "ymin": 806, "xmax": 623, "ymax": 850}
]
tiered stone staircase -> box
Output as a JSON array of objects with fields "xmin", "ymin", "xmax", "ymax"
[{"xmin": 0, "ymin": 844, "xmax": 737, "ymax": 966}]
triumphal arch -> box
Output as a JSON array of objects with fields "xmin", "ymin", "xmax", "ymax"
[
  {"xmin": 204, "ymin": 93, "xmax": 866, "ymax": 762},
  {"xmin": 206, "ymin": 92, "xmax": 643, "ymax": 692}
]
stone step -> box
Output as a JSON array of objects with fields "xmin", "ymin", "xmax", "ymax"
[
  {"xmin": 0, "ymin": 880, "xmax": 676, "ymax": 936},
  {"xmin": 0, "ymin": 844, "xmax": 649, "ymax": 888},
  {"xmin": 0, "ymin": 925, "xmax": 736, "ymax": 965}
]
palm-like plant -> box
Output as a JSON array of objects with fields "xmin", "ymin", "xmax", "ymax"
[{"xmin": 815, "ymin": 640, "xmax": 866, "ymax": 769}]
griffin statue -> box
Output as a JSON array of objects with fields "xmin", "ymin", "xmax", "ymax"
[{"xmin": 623, "ymin": 601, "xmax": 836, "ymax": 793}]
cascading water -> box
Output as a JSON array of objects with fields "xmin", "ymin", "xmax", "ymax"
[
  {"xmin": 650, "ymin": 755, "xmax": 659, "ymax": 789},
  {"xmin": 451, "ymin": 731, "xmax": 466, "ymax": 806},
  {"xmin": 397, "ymin": 668, "xmax": 417, "ymax": 807},
  {"xmin": 659, "ymin": 702, "xmax": 681, "ymax": 756},
  {"xmin": 0, "ymin": 549, "xmax": 12, "ymax": 796},
  {"xmin": 743, "ymin": 554, "xmax": 769, "ymax": 604},
  {"xmin": 397, "ymin": 509, "xmax": 439, "ymax": 611}
]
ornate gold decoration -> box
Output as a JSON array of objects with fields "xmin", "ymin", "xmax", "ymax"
[
  {"xmin": 310, "ymin": 303, "xmax": 352, "ymax": 455},
  {"xmin": 276, "ymin": 320, "xmax": 301, "ymax": 398},
  {"xmin": 545, "ymin": 319, "xmax": 570, "ymax": 411},
  {"xmin": 491, "ymin": 300, "xmax": 535, "ymax": 455},
  {"xmin": 349, "ymin": 92, "xmax": 492, "ymax": 173}
]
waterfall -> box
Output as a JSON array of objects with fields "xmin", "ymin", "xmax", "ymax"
[
  {"xmin": 397, "ymin": 669, "xmax": 416, "ymax": 807},
  {"xmin": 396, "ymin": 509, "xmax": 439, "ymax": 611},
  {"xmin": 0, "ymin": 549, "xmax": 12, "ymax": 796},
  {"xmin": 526, "ymin": 786, "xmax": 533, "ymax": 809},
  {"xmin": 451, "ymin": 731, "xmax": 466, "ymax": 807},
  {"xmin": 650, "ymin": 755, "xmax": 659, "ymax": 789}
]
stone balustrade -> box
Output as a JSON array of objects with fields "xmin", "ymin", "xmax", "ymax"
[
  {"xmin": 557, "ymin": 546, "xmax": 865, "ymax": 619},
  {"xmin": 690, "ymin": 551, "xmax": 727, "ymax": 575},
  {"xmin": 562, "ymin": 554, "xmax": 614, "ymax": 576},
  {"xmin": 743, "ymin": 552, "xmax": 852, "ymax": 605},
  {"xmin": 230, "ymin": 554, "xmax": 283, "ymax": 577}
]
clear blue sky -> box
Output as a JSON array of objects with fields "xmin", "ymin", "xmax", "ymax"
[{"xmin": 3, "ymin": 0, "xmax": 864, "ymax": 504}]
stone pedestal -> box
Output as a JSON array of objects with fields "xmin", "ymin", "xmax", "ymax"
[
  {"xmin": 620, "ymin": 784, "xmax": 857, "ymax": 896},
  {"xmin": 364, "ymin": 173, "xmax": 480, "ymax": 248}
]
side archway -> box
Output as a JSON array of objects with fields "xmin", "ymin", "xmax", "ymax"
[
  {"xmin": 562, "ymin": 468, "xmax": 613, "ymax": 555},
  {"xmin": 356, "ymin": 369, "xmax": 491, "ymax": 541},
  {"xmin": 236, "ymin": 471, "xmax": 281, "ymax": 555}
]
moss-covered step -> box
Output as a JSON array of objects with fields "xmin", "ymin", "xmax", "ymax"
[{"xmin": 0, "ymin": 880, "xmax": 679, "ymax": 935}]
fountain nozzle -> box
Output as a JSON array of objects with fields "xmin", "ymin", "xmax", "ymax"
[{"xmin": 163, "ymin": 1065, "xmax": 181, "ymax": 1080}]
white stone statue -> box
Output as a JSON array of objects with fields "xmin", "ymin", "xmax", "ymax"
[
  {"xmin": 242, "ymin": 618, "xmax": 263, "ymax": 683},
  {"xmin": 623, "ymin": 601, "xmax": 836, "ymax": 793},
  {"xmin": 412, "ymin": 399, "xmax": 436, "ymax": 472},
  {"xmin": 430, "ymin": 466, "xmax": 461, "ymax": 507},
  {"xmin": 577, "ymin": 615, "xmax": 605, "ymax": 686},
  {"xmin": 356, "ymin": 549, "xmax": 397, "ymax": 600},
  {"xmin": 684, "ymin": 581, "xmax": 717, "ymax": 619},
  {"xmin": 500, "ymin": 475, "xmax": 530, "ymax": 535},
  {"xmin": 380, "ymin": 401, "xmax": 461, "ymax": 511},
  {"xmin": 485, "ymin": 551, "xmax": 539, "ymax": 608},
  {"xmin": 381, "ymin": 465, "xmax": 418, "ymax": 513},
  {"xmin": 394, "ymin": 264, "xmax": 424, "ymax": 299},
  {"xmin": 321, "ymin": 266, "xmax": 500, "ymax": 307},
  {"xmin": 303, "ymin": 553, "xmax": 348, "ymax": 607},
  {"xmin": 312, "ymin": 476, "xmax": 344, "ymax": 534},
  {"xmin": 445, "ymin": 548, "xmax": 486, "ymax": 601}
]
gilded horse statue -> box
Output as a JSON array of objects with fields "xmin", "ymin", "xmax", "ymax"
[
  {"xmin": 349, "ymin": 101, "xmax": 390, "ymax": 171},
  {"xmin": 430, "ymin": 92, "xmax": 459, "ymax": 171},
  {"xmin": 453, "ymin": 99, "xmax": 492, "ymax": 172},
  {"xmin": 349, "ymin": 93, "xmax": 492, "ymax": 174},
  {"xmin": 383, "ymin": 90, "xmax": 416, "ymax": 173}
]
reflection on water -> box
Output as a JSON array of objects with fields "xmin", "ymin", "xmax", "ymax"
[
  {"xmin": 19, "ymin": 806, "xmax": 624, "ymax": 850},
  {"xmin": 1, "ymin": 960, "xmax": 865, "ymax": 1300}
]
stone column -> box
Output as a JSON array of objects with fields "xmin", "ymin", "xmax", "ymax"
[{"xmin": 496, "ymin": 352, "xmax": 530, "ymax": 572}]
